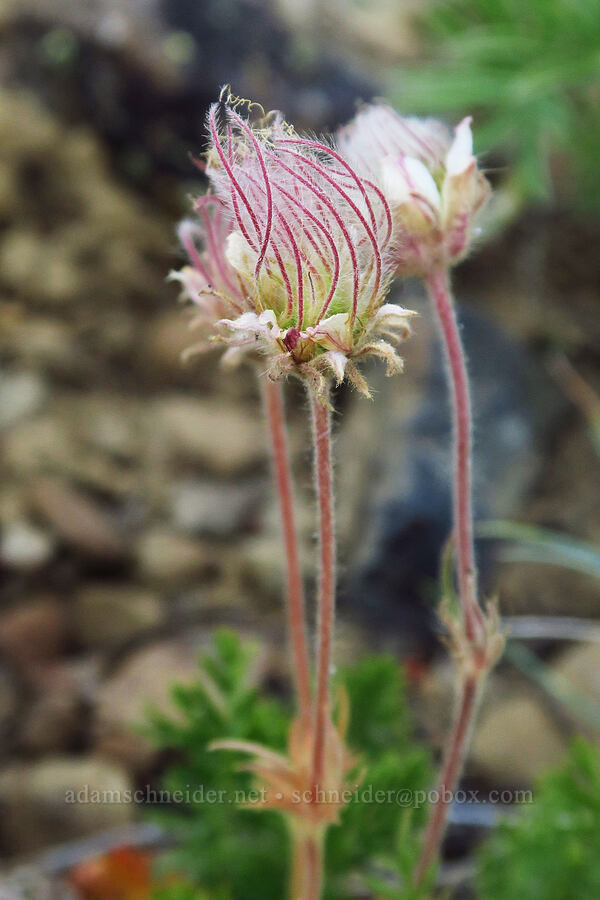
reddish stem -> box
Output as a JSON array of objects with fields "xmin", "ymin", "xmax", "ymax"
[
  {"xmin": 306, "ymin": 834, "xmax": 324, "ymax": 900},
  {"xmin": 414, "ymin": 676, "xmax": 479, "ymax": 885},
  {"xmin": 415, "ymin": 270, "xmax": 488, "ymax": 884},
  {"xmin": 263, "ymin": 380, "xmax": 312, "ymax": 724},
  {"xmin": 310, "ymin": 393, "xmax": 335, "ymax": 796},
  {"xmin": 290, "ymin": 831, "xmax": 308, "ymax": 900},
  {"xmin": 426, "ymin": 269, "xmax": 484, "ymax": 643}
]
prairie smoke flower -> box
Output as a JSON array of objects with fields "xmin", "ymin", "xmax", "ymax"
[
  {"xmin": 337, "ymin": 104, "xmax": 490, "ymax": 275},
  {"xmin": 172, "ymin": 94, "xmax": 416, "ymax": 398}
]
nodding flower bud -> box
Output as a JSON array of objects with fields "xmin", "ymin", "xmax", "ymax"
[
  {"xmin": 170, "ymin": 90, "xmax": 417, "ymax": 399},
  {"xmin": 337, "ymin": 104, "xmax": 490, "ymax": 276}
]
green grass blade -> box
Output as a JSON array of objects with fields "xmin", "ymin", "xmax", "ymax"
[{"xmin": 476, "ymin": 520, "xmax": 600, "ymax": 581}]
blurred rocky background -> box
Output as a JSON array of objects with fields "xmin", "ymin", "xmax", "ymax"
[{"xmin": 0, "ymin": 0, "xmax": 599, "ymax": 885}]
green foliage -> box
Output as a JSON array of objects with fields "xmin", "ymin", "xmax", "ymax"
[
  {"xmin": 326, "ymin": 656, "xmax": 432, "ymax": 897},
  {"xmin": 145, "ymin": 631, "xmax": 432, "ymax": 900},
  {"xmin": 477, "ymin": 739, "xmax": 600, "ymax": 899},
  {"xmin": 150, "ymin": 885, "xmax": 229, "ymax": 900},
  {"xmin": 342, "ymin": 654, "xmax": 413, "ymax": 754},
  {"xmin": 145, "ymin": 630, "xmax": 290, "ymax": 900},
  {"xmin": 391, "ymin": 0, "xmax": 600, "ymax": 208}
]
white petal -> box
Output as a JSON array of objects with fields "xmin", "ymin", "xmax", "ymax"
[
  {"xmin": 375, "ymin": 303, "xmax": 419, "ymax": 322},
  {"xmin": 168, "ymin": 266, "xmax": 208, "ymax": 297},
  {"xmin": 371, "ymin": 304, "xmax": 416, "ymax": 341},
  {"xmin": 225, "ymin": 230, "xmax": 258, "ymax": 277},
  {"xmin": 446, "ymin": 117, "xmax": 474, "ymax": 176},
  {"xmin": 218, "ymin": 311, "xmax": 263, "ymax": 332},
  {"xmin": 324, "ymin": 351, "xmax": 348, "ymax": 384},
  {"xmin": 305, "ymin": 313, "xmax": 352, "ymax": 352},
  {"xmin": 257, "ymin": 309, "xmax": 280, "ymax": 334},
  {"xmin": 216, "ymin": 310, "xmax": 283, "ymax": 354},
  {"xmin": 381, "ymin": 155, "xmax": 441, "ymax": 212}
]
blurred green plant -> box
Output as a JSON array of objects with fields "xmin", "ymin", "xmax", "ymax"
[
  {"xmin": 145, "ymin": 630, "xmax": 289, "ymax": 900},
  {"xmin": 477, "ymin": 739, "xmax": 600, "ymax": 898},
  {"xmin": 477, "ymin": 520, "xmax": 600, "ymax": 581},
  {"xmin": 150, "ymin": 885, "xmax": 229, "ymax": 900},
  {"xmin": 145, "ymin": 630, "xmax": 432, "ymax": 900},
  {"xmin": 390, "ymin": 0, "xmax": 600, "ymax": 209},
  {"xmin": 325, "ymin": 656, "xmax": 433, "ymax": 898}
]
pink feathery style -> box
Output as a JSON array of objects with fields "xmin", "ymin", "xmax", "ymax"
[
  {"xmin": 171, "ymin": 198, "xmax": 249, "ymax": 355},
  {"xmin": 337, "ymin": 104, "xmax": 490, "ymax": 275},
  {"xmin": 171, "ymin": 90, "xmax": 416, "ymax": 398}
]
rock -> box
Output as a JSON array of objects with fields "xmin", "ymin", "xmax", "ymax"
[
  {"xmin": 0, "ymin": 0, "xmax": 373, "ymax": 194},
  {"xmin": 75, "ymin": 393, "xmax": 140, "ymax": 460},
  {"xmin": 0, "ymin": 598, "xmax": 68, "ymax": 669},
  {"xmin": 150, "ymin": 397, "xmax": 265, "ymax": 474},
  {"xmin": 0, "ymin": 230, "xmax": 42, "ymax": 295},
  {"xmin": 234, "ymin": 534, "xmax": 287, "ymax": 608},
  {"xmin": 0, "ymin": 158, "xmax": 18, "ymax": 219},
  {"xmin": 0, "ymin": 230, "xmax": 84, "ymax": 308},
  {"xmin": 0, "ymin": 370, "xmax": 48, "ymax": 428},
  {"xmin": 73, "ymin": 584, "xmax": 164, "ymax": 648},
  {"xmin": 4, "ymin": 415, "xmax": 77, "ymax": 475},
  {"xmin": 0, "ymin": 756, "xmax": 134, "ymax": 854},
  {"xmin": 493, "ymin": 561, "xmax": 600, "ymax": 619},
  {"xmin": 170, "ymin": 478, "xmax": 263, "ymax": 536},
  {"xmin": 0, "ymin": 866, "xmax": 61, "ymax": 900},
  {"xmin": 494, "ymin": 423, "xmax": 600, "ymax": 616},
  {"xmin": 471, "ymin": 693, "xmax": 568, "ymax": 783},
  {"xmin": 18, "ymin": 665, "xmax": 82, "ymax": 755},
  {"xmin": 141, "ymin": 310, "xmax": 200, "ymax": 384},
  {"xmin": 338, "ymin": 302, "xmax": 566, "ymax": 651},
  {"xmin": 0, "ymin": 316, "xmax": 79, "ymax": 379},
  {"xmin": 0, "ymin": 90, "xmax": 172, "ymax": 391},
  {"xmin": 30, "ymin": 477, "xmax": 129, "ymax": 561},
  {"xmin": 17, "ymin": 658, "xmax": 100, "ymax": 754},
  {"xmin": 0, "ymin": 520, "xmax": 55, "ymax": 570},
  {"xmin": 18, "ymin": 688, "xmax": 80, "ymax": 755},
  {"xmin": 135, "ymin": 528, "xmax": 217, "ymax": 583},
  {"xmin": 0, "ymin": 661, "xmax": 18, "ymax": 743},
  {"xmin": 94, "ymin": 638, "xmax": 203, "ymax": 769}
]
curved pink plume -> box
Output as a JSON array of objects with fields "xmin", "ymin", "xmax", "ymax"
[
  {"xmin": 226, "ymin": 107, "xmax": 274, "ymax": 279},
  {"xmin": 276, "ymin": 146, "xmax": 383, "ymax": 318},
  {"xmin": 263, "ymin": 148, "xmax": 361, "ymax": 325}
]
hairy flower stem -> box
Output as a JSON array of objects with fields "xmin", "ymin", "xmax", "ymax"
[
  {"xmin": 426, "ymin": 269, "xmax": 484, "ymax": 643},
  {"xmin": 263, "ymin": 379, "xmax": 312, "ymax": 725},
  {"xmin": 306, "ymin": 834, "xmax": 324, "ymax": 900},
  {"xmin": 290, "ymin": 831, "xmax": 309, "ymax": 900},
  {"xmin": 290, "ymin": 830, "xmax": 325, "ymax": 900},
  {"xmin": 414, "ymin": 270, "xmax": 489, "ymax": 885},
  {"xmin": 414, "ymin": 675, "xmax": 480, "ymax": 885},
  {"xmin": 310, "ymin": 392, "xmax": 335, "ymax": 799}
]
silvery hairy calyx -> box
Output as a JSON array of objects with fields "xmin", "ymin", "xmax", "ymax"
[{"xmin": 171, "ymin": 90, "xmax": 503, "ymax": 897}]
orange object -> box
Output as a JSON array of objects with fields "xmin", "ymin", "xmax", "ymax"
[{"xmin": 69, "ymin": 847, "xmax": 152, "ymax": 900}]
